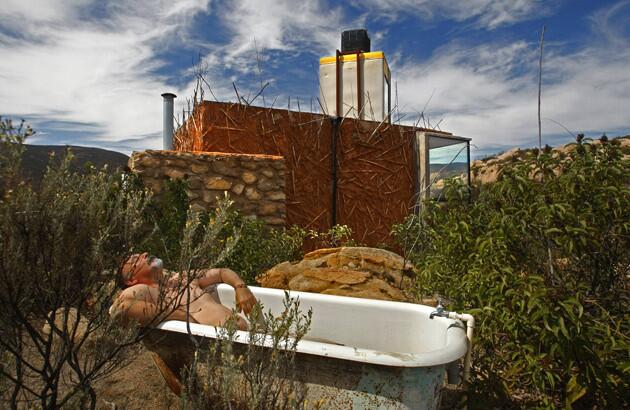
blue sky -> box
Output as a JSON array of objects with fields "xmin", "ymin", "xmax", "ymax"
[{"xmin": 1, "ymin": 0, "xmax": 629, "ymax": 159}]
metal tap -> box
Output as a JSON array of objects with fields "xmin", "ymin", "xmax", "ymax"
[{"xmin": 429, "ymin": 299, "xmax": 449, "ymax": 319}]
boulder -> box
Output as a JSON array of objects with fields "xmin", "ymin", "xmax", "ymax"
[{"xmin": 256, "ymin": 247, "xmax": 415, "ymax": 301}]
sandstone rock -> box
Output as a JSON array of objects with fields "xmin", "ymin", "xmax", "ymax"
[
  {"xmin": 212, "ymin": 160, "xmax": 241, "ymax": 177},
  {"xmin": 262, "ymin": 216, "xmax": 285, "ymax": 226},
  {"xmin": 242, "ymin": 172, "xmax": 257, "ymax": 184},
  {"xmin": 240, "ymin": 161, "xmax": 258, "ymax": 170},
  {"xmin": 191, "ymin": 163, "xmax": 209, "ymax": 174},
  {"xmin": 258, "ymin": 202, "xmax": 277, "ymax": 216},
  {"xmin": 257, "ymin": 177, "xmax": 276, "ymax": 192},
  {"xmin": 131, "ymin": 156, "xmax": 160, "ymax": 169},
  {"xmin": 202, "ymin": 190, "xmax": 220, "ymax": 203},
  {"xmin": 267, "ymin": 191, "xmax": 285, "ymax": 201},
  {"xmin": 261, "ymin": 168, "xmax": 275, "ymax": 178},
  {"xmin": 165, "ymin": 159, "xmax": 188, "ymax": 168},
  {"xmin": 288, "ymin": 274, "xmax": 331, "ymax": 293},
  {"xmin": 134, "ymin": 167, "xmax": 158, "ymax": 178},
  {"xmin": 257, "ymin": 247, "xmax": 414, "ymax": 302},
  {"xmin": 205, "ymin": 177, "xmax": 232, "ymax": 190},
  {"xmin": 496, "ymin": 147, "xmax": 520, "ymax": 162},
  {"xmin": 141, "ymin": 177, "xmax": 162, "ymax": 192},
  {"xmin": 303, "ymin": 268, "xmax": 369, "ymax": 284},
  {"xmin": 164, "ymin": 169, "xmax": 186, "ymax": 180},
  {"xmin": 244, "ymin": 187, "xmax": 261, "ymax": 200},
  {"xmin": 187, "ymin": 176, "xmax": 202, "ymax": 190},
  {"xmin": 231, "ymin": 182, "xmax": 245, "ymax": 195}
]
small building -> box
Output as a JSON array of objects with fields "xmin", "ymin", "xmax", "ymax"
[{"xmin": 153, "ymin": 29, "xmax": 471, "ymax": 247}]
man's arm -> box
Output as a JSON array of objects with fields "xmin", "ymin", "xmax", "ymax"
[
  {"xmin": 197, "ymin": 267, "xmax": 245, "ymax": 289},
  {"xmin": 197, "ymin": 268, "xmax": 257, "ymax": 314}
]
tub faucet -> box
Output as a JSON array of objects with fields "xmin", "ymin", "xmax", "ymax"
[{"xmin": 430, "ymin": 299, "xmax": 449, "ymax": 319}]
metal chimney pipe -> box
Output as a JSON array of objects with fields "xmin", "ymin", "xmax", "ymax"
[{"xmin": 161, "ymin": 92, "xmax": 176, "ymax": 150}]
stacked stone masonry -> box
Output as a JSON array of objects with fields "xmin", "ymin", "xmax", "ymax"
[{"xmin": 129, "ymin": 150, "xmax": 286, "ymax": 227}]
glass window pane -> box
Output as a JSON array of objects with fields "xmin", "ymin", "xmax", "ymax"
[{"xmin": 428, "ymin": 139, "xmax": 469, "ymax": 199}]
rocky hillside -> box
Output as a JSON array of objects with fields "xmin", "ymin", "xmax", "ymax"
[{"xmin": 472, "ymin": 135, "xmax": 630, "ymax": 185}]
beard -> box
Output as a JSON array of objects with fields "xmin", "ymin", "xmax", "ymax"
[{"xmin": 148, "ymin": 255, "xmax": 163, "ymax": 270}]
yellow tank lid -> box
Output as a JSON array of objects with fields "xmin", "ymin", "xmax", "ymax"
[{"xmin": 319, "ymin": 51, "xmax": 386, "ymax": 65}]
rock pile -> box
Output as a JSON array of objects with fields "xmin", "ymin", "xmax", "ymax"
[{"xmin": 257, "ymin": 247, "xmax": 415, "ymax": 301}]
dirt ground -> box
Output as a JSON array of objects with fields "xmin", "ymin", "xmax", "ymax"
[{"xmin": 93, "ymin": 346, "xmax": 180, "ymax": 410}]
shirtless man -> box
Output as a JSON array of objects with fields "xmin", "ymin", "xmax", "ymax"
[{"xmin": 113, "ymin": 253, "xmax": 256, "ymax": 330}]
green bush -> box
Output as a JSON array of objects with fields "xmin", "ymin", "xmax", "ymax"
[
  {"xmin": 141, "ymin": 177, "xmax": 191, "ymax": 265},
  {"xmin": 0, "ymin": 118, "xmax": 32, "ymax": 194},
  {"xmin": 219, "ymin": 213, "xmax": 306, "ymax": 285},
  {"xmin": 0, "ymin": 122, "xmax": 154, "ymax": 408},
  {"xmin": 181, "ymin": 293, "xmax": 312, "ymax": 409},
  {"xmin": 140, "ymin": 178, "xmax": 362, "ymax": 285},
  {"xmin": 139, "ymin": 177, "xmax": 306, "ymax": 284},
  {"xmin": 393, "ymin": 137, "xmax": 630, "ymax": 408},
  {"xmin": 0, "ymin": 120, "xmax": 242, "ymax": 408}
]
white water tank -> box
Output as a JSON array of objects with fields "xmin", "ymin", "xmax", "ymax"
[{"xmin": 319, "ymin": 51, "xmax": 391, "ymax": 122}]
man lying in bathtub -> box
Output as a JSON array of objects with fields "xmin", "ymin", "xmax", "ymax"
[{"xmin": 113, "ymin": 253, "xmax": 256, "ymax": 330}]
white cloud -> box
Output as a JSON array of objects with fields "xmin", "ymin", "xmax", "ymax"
[
  {"xmin": 1, "ymin": 0, "xmax": 628, "ymax": 157},
  {"xmin": 0, "ymin": 0, "xmax": 210, "ymax": 151},
  {"xmin": 219, "ymin": 0, "xmax": 343, "ymax": 56},
  {"xmin": 392, "ymin": 2, "xmax": 630, "ymax": 156},
  {"xmin": 0, "ymin": 0, "xmax": 92, "ymax": 26},
  {"xmin": 354, "ymin": 0, "xmax": 549, "ymax": 29}
]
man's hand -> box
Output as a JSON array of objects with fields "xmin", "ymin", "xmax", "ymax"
[{"xmin": 235, "ymin": 286, "xmax": 256, "ymax": 315}]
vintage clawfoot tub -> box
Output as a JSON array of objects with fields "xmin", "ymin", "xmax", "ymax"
[{"xmin": 143, "ymin": 284, "xmax": 471, "ymax": 409}]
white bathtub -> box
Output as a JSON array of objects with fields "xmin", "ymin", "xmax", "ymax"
[{"xmin": 146, "ymin": 284, "xmax": 469, "ymax": 409}]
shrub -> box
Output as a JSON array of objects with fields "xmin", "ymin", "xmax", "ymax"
[
  {"xmin": 181, "ymin": 293, "xmax": 312, "ymax": 409},
  {"xmin": 220, "ymin": 214, "xmax": 306, "ymax": 285},
  {"xmin": 0, "ymin": 138, "xmax": 153, "ymax": 407},
  {"xmin": 393, "ymin": 137, "xmax": 630, "ymax": 408},
  {"xmin": 0, "ymin": 122, "xmax": 240, "ymax": 408},
  {"xmin": 142, "ymin": 177, "xmax": 191, "ymax": 265},
  {"xmin": 138, "ymin": 177, "xmax": 361, "ymax": 285},
  {"xmin": 0, "ymin": 118, "xmax": 33, "ymax": 194}
]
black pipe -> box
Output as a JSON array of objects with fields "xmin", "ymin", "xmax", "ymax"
[{"xmin": 331, "ymin": 116, "xmax": 341, "ymax": 227}]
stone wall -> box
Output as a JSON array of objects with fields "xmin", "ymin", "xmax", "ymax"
[{"xmin": 129, "ymin": 150, "xmax": 286, "ymax": 226}]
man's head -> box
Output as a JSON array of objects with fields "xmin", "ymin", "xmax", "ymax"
[{"xmin": 120, "ymin": 253, "xmax": 164, "ymax": 287}]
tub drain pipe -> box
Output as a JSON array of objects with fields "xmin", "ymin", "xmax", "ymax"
[
  {"xmin": 430, "ymin": 301, "xmax": 475, "ymax": 386},
  {"xmin": 446, "ymin": 311, "xmax": 475, "ymax": 386}
]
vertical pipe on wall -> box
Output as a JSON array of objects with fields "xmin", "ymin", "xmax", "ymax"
[
  {"xmin": 335, "ymin": 50, "xmax": 341, "ymax": 117},
  {"xmin": 356, "ymin": 50, "xmax": 362, "ymax": 119},
  {"xmin": 331, "ymin": 116, "xmax": 340, "ymax": 227},
  {"xmin": 161, "ymin": 93, "xmax": 176, "ymax": 150}
]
